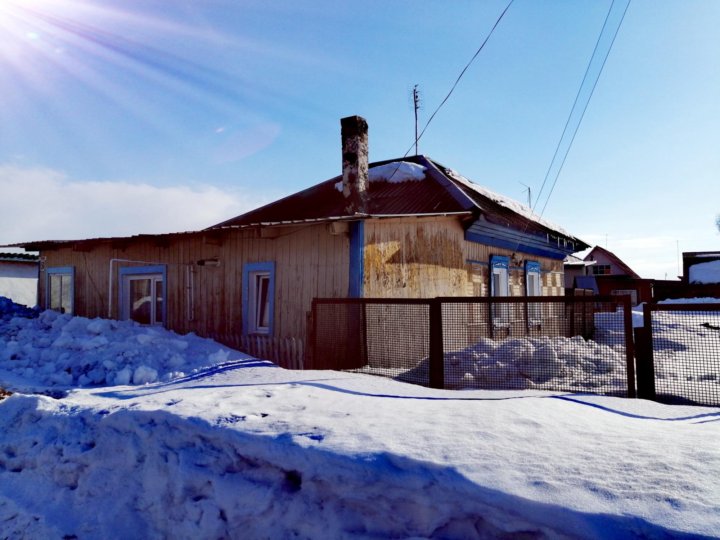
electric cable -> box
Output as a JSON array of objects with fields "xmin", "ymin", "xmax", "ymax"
[
  {"xmin": 403, "ymin": 0, "xmax": 514, "ymax": 158},
  {"xmin": 538, "ymin": 0, "xmax": 631, "ymax": 217}
]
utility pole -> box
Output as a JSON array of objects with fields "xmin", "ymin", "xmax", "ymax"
[{"xmin": 413, "ymin": 85, "xmax": 420, "ymax": 155}]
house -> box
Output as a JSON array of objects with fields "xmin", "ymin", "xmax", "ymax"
[
  {"xmin": 0, "ymin": 252, "xmax": 39, "ymax": 308},
  {"xmin": 563, "ymin": 253, "xmax": 596, "ymax": 290},
  {"xmin": 683, "ymin": 251, "xmax": 720, "ymax": 285},
  {"xmin": 9, "ymin": 116, "xmax": 588, "ymax": 366},
  {"xmin": 653, "ymin": 251, "xmax": 720, "ymax": 301},
  {"xmin": 574, "ymin": 245, "xmax": 652, "ymax": 305}
]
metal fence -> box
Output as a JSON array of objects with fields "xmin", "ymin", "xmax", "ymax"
[
  {"xmin": 310, "ymin": 296, "xmax": 635, "ymax": 397},
  {"xmin": 636, "ymin": 303, "xmax": 720, "ymax": 407}
]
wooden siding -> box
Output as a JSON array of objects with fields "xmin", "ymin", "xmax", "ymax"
[
  {"xmin": 38, "ymin": 224, "xmax": 349, "ymax": 346},
  {"xmin": 363, "ymin": 216, "xmax": 566, "ymax": 299}
]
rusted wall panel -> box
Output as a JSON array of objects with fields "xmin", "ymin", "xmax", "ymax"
[{"xmin": 363, "ymin": 216, "xmax": 566, "ymax": 299}]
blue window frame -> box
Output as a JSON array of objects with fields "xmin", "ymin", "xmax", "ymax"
[
  {"xmin": 46, "ymin": 266, "xmax": 75, "ymax": 314},
  {"xmin": 119, "ymin": 265, "xmax": 167, "ymax": 326},
  {"xmin": 525, "ymin": 261, "xmax": 541, "ymax": 296},
  {"xmin": 525, "ymin": 261, "xmax": 543, "ymax": 324},
  {"xmin": 490, "ymin": 255, "xmax": 510, "ymax": 326},
  {"xmin": 242, "ymin": 262, "xmax": 275, "ymax": 335},
  {"xmin": 490, "ymin": 255, "xmax": 509, "ymax": 297}
]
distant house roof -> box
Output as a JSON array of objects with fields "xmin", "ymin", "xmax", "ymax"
[
  {"xmin": 0, "ymin": 252, "xmax": 39, "ymax": 263},
  {"xmin": 564, "ymin": 254, "xmax": 596, "ymax": 267},
  {"xmin": 208, "ymin": 155, "xmax": 588, "ymax": 250},
  {"xmin": 583, "ymin": 246, "xmax": 640, "ymax": 278}
]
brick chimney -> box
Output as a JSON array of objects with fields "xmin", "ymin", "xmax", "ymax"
[{"xmin": 340, "ymin": 115, "xmax": 369, "ymax": 214}]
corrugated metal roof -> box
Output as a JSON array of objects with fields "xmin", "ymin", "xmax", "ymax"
[
  {"xmin": 208, "ymin": 155, "xmax": 588, "ymax": 251},
  {"xmin": 210, "ymin": 156, "xmax": 471, "ymax": 229}
]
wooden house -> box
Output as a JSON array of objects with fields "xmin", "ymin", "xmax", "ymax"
[
  {"xmin": 11, "ymin": 116, "xmax": 588, "ymax": 366},
  {"xmin": 575, "ymin": 245, "xmax": 652, "ymax": 305}
]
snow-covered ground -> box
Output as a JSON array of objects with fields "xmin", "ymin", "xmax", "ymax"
[
  {"xmin": 1, "ymin": 299, "xmax": 719, "ymax": 539},
  {"xmin": 643, "ymin": 303, "xmax": 720, "ymax": 406}
]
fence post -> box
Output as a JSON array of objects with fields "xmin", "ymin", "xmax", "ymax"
[
  {"xmin": 428, "ymin": 298, "xmax": 444, "ymax": 389},
  {"xmin": 306, "ymin": 304, "xmax": 316, "ymax": 370},
  {"xmin": 621, "ymin": 295, "xmax": 636, "ymax": 398},
  {"xmin": 634, "ymin": 304, "xmax": 656, "ymax": 400}
]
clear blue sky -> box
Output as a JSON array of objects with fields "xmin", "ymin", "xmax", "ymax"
[{"xmin": 1, "ymin": 0, "xmax": 718, "ymax": 279}]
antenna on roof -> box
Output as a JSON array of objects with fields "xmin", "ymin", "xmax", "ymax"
[
  {"xmin": 412, "ymin": 84, "xmax": 420, "ymax": 155},
  {"xmin": 519, "ymin": 182, "xmax": 532, "ymax": 208}
]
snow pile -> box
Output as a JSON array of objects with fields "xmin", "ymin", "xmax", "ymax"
[
  {"xmin": 334, "ymin": 161, "xmax": 426, "ymax": 191},
  {"xmin": 393, "ymin": 335, "xmax": 627, "ymax": 393},
  {"xmin": 689, "ymin": 260, "xmax": 720, "ymax": 284},
  {"xmin": 368, "ymin": 161, "xmax": 426, "ymax": 182},
  {"xmin": 0, "ymin": 310, "xmax": 249, "ymax": 389},
  {"xmin": 0, "ymin": 295, "xmax": 39, "ymax": 322}
]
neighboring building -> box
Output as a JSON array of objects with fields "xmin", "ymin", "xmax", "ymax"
[
  {"xmin": 563, "ymin": 254, "xmax": 596, "ymax": 289},
  {"xmin": 683, "ymin": 252, "xmax": 720, "ymax": 284},
  {"xmin": 9, "ymin": 116, "xmax": 588, "ymax": 364},
  {"xmin": 0, "ymin": 252, "xmax": 39, "ymax": 307},
  {"xmin": 575, "ymin": 246, "xmax": 652, "ymax": 305},
  {"xmin": 654, "ymin": 251, "xmax": 720, "ymax": 300}
]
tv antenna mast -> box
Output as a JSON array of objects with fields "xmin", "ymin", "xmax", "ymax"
[
  {"xmin": 412, "ymin": 85, "xmax": 420, "ymax": 155},
  {"xmin": 519, "ymin": 182, "xmax": 532, "ymax": 208}
]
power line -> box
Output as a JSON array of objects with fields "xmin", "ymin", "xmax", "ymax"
[
  {"xmin": 537, "ymin": 0, "xmax": 631, "ymax": 217},
  {"xmin": 403, "ymin": 0, "xmax": 514, "ymax": 157}
]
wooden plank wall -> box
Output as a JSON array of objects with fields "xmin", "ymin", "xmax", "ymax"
[
  {"xmin": 38, "ymin": 223, "xmax": 349, "ymax": 344},
  {"xmin": 363, "ymin": 216, "xmax": 566, "ymax": 299}
]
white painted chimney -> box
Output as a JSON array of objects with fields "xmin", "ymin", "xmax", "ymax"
[{"xmin": 340, "ymin": 115, "xmax": 369, "ymax": 214}]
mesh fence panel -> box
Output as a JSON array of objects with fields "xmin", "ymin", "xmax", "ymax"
[
  {"xmin": 311, "ymin": 302, "xmax": 367, "ymax": 371},
  {"xmin": 363, "ymin": 303, "xmax": 430, "ymax": 386},
  {"xmin": 648, "ymin": 304, "xmax": 720, "ymax": 406},
  {"xmin": 440, "ymin": 298, "xmax": 631, "ymax": 395},
  {"xmin": 312, "ymin": 296, "xmax": 633, "ymax": 396},
  {"xmin": 311, "ymin": 300, "xmax": 430, "ymax": 385}
]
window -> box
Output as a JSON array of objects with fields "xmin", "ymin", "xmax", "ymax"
[
  {"xmin": 46, "ymin": 266, "xmax": 74, "ymax": 314},
  {"xmin": 119, "ymin": 266, "xmax": 166, "ymax": 326},
  {"xmin": 490, "ymin": 255, "xmax": 509, "ymax": 325},
  {"xmin": 591, "ymin": 264, "xmax": 611, "ymax": 275},
  {"xmin": 525, "ymin": 261, "xmax": 542, "ymax": 324},
  {"xmin": 242, "ymin": 262, "xmax": 275, "ymax": 335},
  {"xmin": 490, "ymin": 256, "xmax": 509, "ymax": 297}
]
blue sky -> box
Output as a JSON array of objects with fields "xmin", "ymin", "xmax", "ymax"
[{"xmin": 1, "ymin": 0, "xmax": 718, "ymax": 279}]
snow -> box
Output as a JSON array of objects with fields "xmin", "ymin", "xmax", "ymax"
[
  {"xmin": 1, "ymin": 310, "xmax": 719, "ymax": 538},
  {"xmin": 689, "ymin": 260, "xmax": 720, "ymax": 284},
  {"xmin": 0, "ymin": 306, "xmax": 248, "ymax": 390},
  {"xmin": 334, "ymin": 161, "xmax": 426, "ymax": 191},
  {"xmin": 0, "ymin": 295, "xmax": 39, "ymax": 322},
  {"xmin": 443, "ymin": 167, "xmax": 573, "ymax": 238},
  {"xmin": 358, "ymin": 334, "xmax": 628, "ymax": 395},
  {"xmin": 632, "ymin": 297, "xmax": 720, "ymax": 327}
]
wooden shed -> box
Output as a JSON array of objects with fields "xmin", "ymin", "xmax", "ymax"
[{"xmin": 12, "ymin": 116, "xmax": 588, "ymax": 367}]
